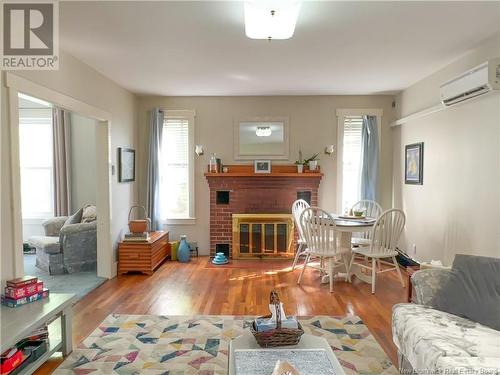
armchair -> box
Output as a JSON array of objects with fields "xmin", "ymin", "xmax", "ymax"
[
  {"xmin": 28, "ymin": 215, "xmax": 97, "ymax": 274},
  {"xmin": 42, "ymin": 216, "xmax": 67, "ymax": 236},
  {"xmin": 60, "ymin": 221, "xmax": 97, "ymax": 273}
]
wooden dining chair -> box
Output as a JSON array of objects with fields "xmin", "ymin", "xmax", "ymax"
[
  {"xmin": 347, "ymin": 208, "xmax": 406, "ymax": 294},
  {"xmin": 351, "ymin": 200, "xmax": 383, "ymax": 247},
  {"xmin": 297, "ymin": 207, "xmax": 350, "ymax": 292},
  {"xmin": 290, "ymin": 199, "xmax": 310, "ymax": 270}
]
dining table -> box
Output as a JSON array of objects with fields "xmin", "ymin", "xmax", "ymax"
[{"xmin": 319, "ymin": 214, "xmax": 377, "ymax": 284}]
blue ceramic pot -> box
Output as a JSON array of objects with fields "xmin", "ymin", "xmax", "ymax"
[{"xmin": 177, "ymin": 236, "xmax": 191, "ymax": 263}]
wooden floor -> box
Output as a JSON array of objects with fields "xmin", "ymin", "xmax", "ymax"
[{"xmin": 36, "ymin": 257, "xmax": 408, "ymax": 374}]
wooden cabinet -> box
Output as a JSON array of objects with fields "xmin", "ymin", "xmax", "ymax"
[{"xmin": 118, "ymin": 231, "xmax": 170, "ymax": 275}]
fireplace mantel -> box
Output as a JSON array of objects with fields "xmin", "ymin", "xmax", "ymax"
[
  {"xmin": 206, "ymin": 164, "xmax": 322, "ymax": 257},
  {"xmin": 204, "ymin": 164, "xmax": 323, "ymax": 178}
]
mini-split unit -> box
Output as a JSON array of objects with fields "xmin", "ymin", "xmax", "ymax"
[{"xmin": 440, "ymin": 58, "xmax": 500, "ymax": 106}]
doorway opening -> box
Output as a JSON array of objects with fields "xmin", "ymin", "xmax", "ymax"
[{"xmin": 18, "ymin": 93, "xmax": 105, "ymax": 299}]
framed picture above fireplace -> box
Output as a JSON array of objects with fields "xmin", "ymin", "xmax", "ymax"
[{"xmin": 254, "ymin": 160, "xmax": 271, "ymax": 174}]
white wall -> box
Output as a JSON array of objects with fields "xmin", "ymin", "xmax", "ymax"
[
  {"xmin": 70, "ymin": 113, "xmax": 97, "ymax": 212},
  {"xmin": 1, "ymin": 50, "xmax": 138, "ymax": 285},
  {"xmin": 392, "ymin": 32, "xmax": 500, "ymax": 265},
  {"xmin": 137, "ymin": 95, "xmax": 395, "ymax": 254}
]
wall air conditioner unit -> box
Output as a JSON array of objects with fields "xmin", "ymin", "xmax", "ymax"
[{"xmin": 440, "ymin": 58, "xmax": 500, "ymax": 106}]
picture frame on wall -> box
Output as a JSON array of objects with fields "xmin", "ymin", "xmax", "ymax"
[
  {"xmin": 405, "ymin": 142, "xmax": 424, "ymax": 185},
  {"xmin": 118, "ymin": 147, "xmax": 136, "ymax": 182},
  {"xmin": 254, "ymin": 160, "xmax": 271, "ymax": 174}
]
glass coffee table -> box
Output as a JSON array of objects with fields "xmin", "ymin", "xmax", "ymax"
[{"xmin": 228, "ymin": 333, "xmax": 345, "ymax": 375}]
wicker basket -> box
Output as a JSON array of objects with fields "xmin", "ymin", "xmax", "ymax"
[{"xmin": 250, "ymin": 290, "xmax": 304, "ymax": 347}]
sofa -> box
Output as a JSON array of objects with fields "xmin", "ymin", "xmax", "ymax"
[
  {"xmin": 28, "ymin": 206, "xmax": 97, "ymax": 274},
  {"xmin": 392, "ymin": 265, "xmax": 500, "ymax": 374}
]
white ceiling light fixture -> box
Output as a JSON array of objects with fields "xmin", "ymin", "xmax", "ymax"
[
  {"xmin": 256, "ymin": 126, "xmax": 272, "ymax": 137},
  {"xmin": 244, "ymin": 1, "xmax": 301, "ymax": 40}
]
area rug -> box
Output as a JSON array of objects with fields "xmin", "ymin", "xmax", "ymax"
[{"xmin": 53, "ymin": 314, "xmax": 396, "ymax": 375}]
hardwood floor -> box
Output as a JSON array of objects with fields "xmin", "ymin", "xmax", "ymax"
[{"xmin": 36, "ymin": 257, "xmax": 408, "ymax": 374}]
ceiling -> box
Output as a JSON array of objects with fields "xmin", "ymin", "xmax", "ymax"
[{"xmin": 59, "ymin": 1, "xmax": 500, "ymax": 96}]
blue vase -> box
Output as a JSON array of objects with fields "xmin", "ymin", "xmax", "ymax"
[{"xmin": 177, "ymin": 236, "xmax": 191, "ymax": 263}]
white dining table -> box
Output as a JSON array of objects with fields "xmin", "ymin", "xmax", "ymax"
[{"xmin": 319, "ymin": 215, "xmax": 376, "ymax": 284}]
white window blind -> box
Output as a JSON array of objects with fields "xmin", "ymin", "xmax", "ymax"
[
  {"xmin": 341, "ymin": 115, "xmax": 363, "ymax": 213},
  {"xmin": 19, "ymin": 109, "xmax": 54, "ymax": 218},
  {"xmin": 161, "ymin": 116, "xmax": 190, "ymax": 219}
]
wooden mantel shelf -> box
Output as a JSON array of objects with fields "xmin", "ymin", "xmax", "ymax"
[
  {"xmin": 204, "ymin": 164, "xmax": 323, "ymax": 178},
  {"xmin": 205, "ymin": 173, "xmax": 323, "ymax": 177}
]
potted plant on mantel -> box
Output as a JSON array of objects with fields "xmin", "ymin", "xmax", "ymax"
[
  {"xmin": 295, "ymin": 150, "xmax": 306, "ymax": 173},
  {"xmin": 304, "ymin": 153, "xmax": 320, "ymax": 171}
]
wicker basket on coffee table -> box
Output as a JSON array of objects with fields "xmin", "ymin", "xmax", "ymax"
[{"xmin": 250, "ymin": 290, "xmax": 304, "ymax": 347}]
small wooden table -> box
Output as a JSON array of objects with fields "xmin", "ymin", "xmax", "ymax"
[
  {"xmin": 0, "ymin": 293, "xmax": 76, "ymax": 375},
  {"xmin": 118, "ymin": 231, "xmax": 170, "ymax": 275}
]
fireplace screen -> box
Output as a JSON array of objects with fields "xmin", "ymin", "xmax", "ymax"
[{"xmin": 232, "ymin": 214, "xmax": 294, "ymax": 258}]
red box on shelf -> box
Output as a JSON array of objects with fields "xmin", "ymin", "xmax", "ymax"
[
  {"xmin": 6, "ymin": 276, "xmax": 37, "ymax": 289},
  {"xmin": 4, "ymin": 281, "xmax": 43, "ymax": 299},
  {"xmin": 0, "ymin": 349, "xmax": 23, "ymax": 374}
]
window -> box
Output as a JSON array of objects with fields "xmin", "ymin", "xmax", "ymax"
[
  {"xmin": 336, "ymin": 109, "xmax": 382, "ymax": 214},
  {"xmin": 341, "ymin": 115, "xmax": 363, "ymax": 213},
  {"xmin": 160, "ymin": 110, "xmax": 195, "ymax": 222},
  {"xmin": 19, "ymin": 108, "xmax": 54, "ymax": 218}
]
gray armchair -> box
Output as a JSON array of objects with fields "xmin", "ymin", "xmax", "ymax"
[{"xmin": 28, "ymin": 216, "xmax": 97, "ymax": 275}]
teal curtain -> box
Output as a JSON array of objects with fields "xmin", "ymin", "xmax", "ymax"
[
  {"xmin": 146, "ymin": 108, "xmax": 163, "ymax": 230},
  {"xmin": 360, "ymin": 115, "xmax": 379, "ymax": 201}
]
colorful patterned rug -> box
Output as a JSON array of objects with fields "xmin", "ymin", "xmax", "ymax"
[{"xmin": 54, "ymin": 315, "xmax": 396, "ymax": 375}]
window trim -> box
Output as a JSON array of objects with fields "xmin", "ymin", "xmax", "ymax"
[
  {"xmin": 336, "ymin": 109, "xmax": 383, "ymax": 213},
  {"xmin": 20, "ymin": 166, "xmax": 54, "ymax": 219},
  {"xmin": 19, "ymin": 110, "xmax": 54, "ymax": 219},
  {"xmin": 163, "ymin": 109, "xmax": 196, "ymax": 224}
]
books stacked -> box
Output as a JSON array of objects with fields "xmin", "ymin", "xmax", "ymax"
[
  {"xmin": 123, "ymin": 232, "xmax": 150, "ymax": 242},
  {"xmin": 1, "ymin": 276, "xmax": 49, "ymax": 308}
]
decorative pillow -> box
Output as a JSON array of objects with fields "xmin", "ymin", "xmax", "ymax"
[
  {"xmin": 81, "ymin": 204, "xmax": 97, "ymax": 223},
  {"xmin": 64, "ymin": 208, "xmax": 83, "ymax": 226},
  {"xmin": 431, "ymin": 254, "xmax": 500, "ymax": 330}
]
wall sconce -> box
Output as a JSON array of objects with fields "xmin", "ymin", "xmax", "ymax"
[
  {"xmin": 324, "ymin": 144, "xmax": 335, "ymax": 155},
  {"xmin": 195, "ymin": 145, "xmax": 204, "ymax": 156}
]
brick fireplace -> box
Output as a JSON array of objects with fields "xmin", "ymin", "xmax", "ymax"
[{"xmin": 205, "ymin": 165, "xmax": 322, "ymax": 258}]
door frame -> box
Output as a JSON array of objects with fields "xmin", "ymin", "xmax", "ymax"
[{"xmin": 6, "ymin": 72, "xmax": 114, "ymax": 279}]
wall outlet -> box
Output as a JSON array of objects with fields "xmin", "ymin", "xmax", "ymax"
[{"xmin": 412, "ymin": 244, "xmax": 417, "ymax": 255}]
